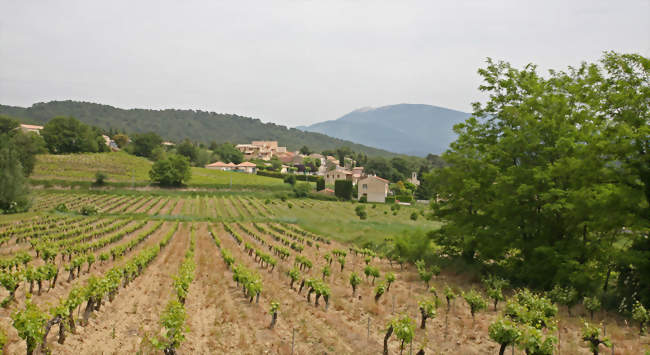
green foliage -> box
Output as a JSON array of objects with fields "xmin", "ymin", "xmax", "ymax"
[
  {"xmin": 548, "ymin": 285, "xmax": 579, "ymax": 314},
  {"xmin": 349, "ymin": 272, "xmax": 362, "ymax": 294},
  {"xmin": 11, "ymin": 298, "xmax": 48, "ymax": 355},
  {"xmin": 211, "ymin": 142, "xmax": 243, "ymax": 164},
  {"xmin": 0, "ymin": 326, "xmax": 6, "ymax": 353},
  {"xmin": 632, "ymin": 301, "xmax": 649, "ymax": 334},
  {"xmin": 355, "ymin": 205, "xmax": 367, "ymax": 220},
  {"xmin": 388, "ymin": 314, "xmax": 415, "ymax": 350},
  {"xmin": 504, "ymin": 289, "xmax": 557, "ymax": 328},
  {"xmin": 42, "ymin": 116, "xmax": 107, "ymax": 154},
  {"xmin": 151, "ymin": 299, "xmax": 188, "ymax": 354},
  {"xmin": 581, "ymin": 321, "xmax": 611, "ymax": 354},
  {"xmin": 316, "ymin": 177, "xmax": 325, "ymax": 191},
  {"xmin": 488, "ymin": 317, "xmax": 521, "ymax": 352},
  {"xmin": 409, "ymin": 212, "xmax": 418, "ymax": 221},
  {"xmin": 517, "ymin": 325, "xmax": 556, "ymax": 355},
  {"xmin": 462, "ymin": 289, "xmax": 487, "ymax": 318},
  {"xmin": 293, "ymin": 182, "xmax": 311, "ymax": 197},
  {"xmin": 483, "ymin": 275, "xmax": 509, "ymax": 311},
  {"xmin": 283, "ymin": 174, "xmax": 297, "ymax": 186},
  {"xmin": 364, "ymin": 265, "xmax": 380, "ymax": 283},
  {"xmin": 94, "ymin": 171, "xmax": 108, "ymax": 185},
  {"xmin": 176, "ymin": 139, "xmax": 198, "ymax": 164},
  {"xmin": 269, "ymin": 301, "xmax": 280, "ymax": 314},
  {"xmin": 131, "ymin": 132, "xmax": 162, "ymax": 158},
  {"xmin": 80, "ymin": 205, "xmax": 99, "ymax": 215},
  {"xmin": 334, "ymin": 180, "xmax": 353, "ymax": 200},
  {"xmin": 149, "ymin": 154, "xmax": 192, "ymax": 186},
  {"xmin": 0, "ymin": 136, "xmax": 31, "ymax": 214},
  {"xmin": 430, "ymin": 52, "xmax": 649, "ymax": 297},
  {"xmin": 374, "ymin": 282, "xmax": 387, "ymax": 301},
  {"xmin": 112, "ymin": 133, "xmax": 129, "ymax": 148},
  {"xmin": 583, "ymin": 296, "xmax": 601, "ymax": 320}
]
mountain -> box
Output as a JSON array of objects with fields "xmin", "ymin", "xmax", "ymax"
[
  {"xmin": 0, "ymin": 101, "xmax": 399, "ymax": 157},
  {"xmin": 297, "ymin": 104, "xmax": 471, "ymax": 156}
]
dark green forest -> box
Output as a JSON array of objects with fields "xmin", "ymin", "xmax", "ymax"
[{"xmin": 0, "ymin": 101, "xmax": 399, "ymax": 157}]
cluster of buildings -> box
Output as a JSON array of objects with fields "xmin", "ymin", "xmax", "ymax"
[{"xmin": 206, "ymin": 140, "xmax": 397, "ymax": 202}]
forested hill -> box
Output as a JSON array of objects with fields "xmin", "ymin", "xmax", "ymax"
[{"xmin": 0, "ymin": 101, "xmax": 399, "ymax": 157}]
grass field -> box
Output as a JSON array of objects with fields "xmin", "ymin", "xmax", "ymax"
[{"xmin": 31, "ymin": 152, "xmax": 292, "ymax": 190}]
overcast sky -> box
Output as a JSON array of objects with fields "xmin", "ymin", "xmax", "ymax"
[{"xmin": 1, "ymin": 0, "xmax": 648, "ymax": 127}]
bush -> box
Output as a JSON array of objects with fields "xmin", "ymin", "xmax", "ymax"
[
  {"xmin": 316, "ymin": 177, "xmax": 325, "ymax": 191},
  {"xmin": 94, "ymin": 171, "xmax": 108, "ymax": 185},
  {"xmin": 149, "ymin": 154, "xmax": 191, "ymax": 186},
  {"xmin": 410, "ymin": 212, "xmax": 418, "ymax": 221},
  {"xmin": 283, "ymin": 174, "xmax": 297, "ymax": 186},
  {"xmin": 334, "ymin": 180, "xmax": 353, "ymax": 200},
  {"xmin": 294, "ymin": 182, "xmax": 311, "ymax": 197},
  {"xmin": 54, "ymin": 203, "xmax": 69, "ymax": 212},
  {"xmin": 359, "ymin": 195, "xmax": 367, "ymax": 203},
  {"xmin": 396, "ymin": 194, "xmax": 413, "ymax": 203},
  {"xmin": 80, "ymin": 205, "xmax": 99, "ymax": 215},
  {"xmin": 385, "ymin": 196, "xmax": 396, "ymax": 204}
]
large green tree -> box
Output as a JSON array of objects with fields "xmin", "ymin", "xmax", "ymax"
[
  {"xmin": 0, "ymin": 115, "xmax": 46, "ymax": 175},
  {"xmin": 131, "ymin": 132, "xmax": 163, "ymax": 158},
  {"xmin": 149, "ymin": 154, "xmax": 191, "ymax": 186},
  {"xmin": 0, "ymin": 135, "xmax": 31, "ymax": 213},
  {"xmin": 431, "ymin": 52, "xmax": 648, "ymax": 295},
  {"xmin": 41, "ymin": 116, "xmax": 107, "ymax": 154}
]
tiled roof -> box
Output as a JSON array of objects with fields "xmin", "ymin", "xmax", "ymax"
[
  {"xmin": 206, "ymin": 161, "xmax": 229, "ymax": 167},
  {"xmin": 237, "ymin": 162, "xmax": 257, "ymax": 167}
]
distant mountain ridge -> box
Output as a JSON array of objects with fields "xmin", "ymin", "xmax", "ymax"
[
  {"xmin": 0, "ymin": 100, "xmax": 400, "ymax": 157},
  {"xmin": 297, "ymin": 104, "xmax": 471, "ymax": 156}
]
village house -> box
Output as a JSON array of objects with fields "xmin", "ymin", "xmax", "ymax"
[
  {"xmin": 235, "ymin": 140, "xmax": 287, "ymax": 161},
  {"xmin": 325, "ymin": 169, "xmax": 352, "ymax": 185},
  {"xmin": 357, "ymin": 175, "xmax": 390, "ymax": 203},
  {"xmin": 19, "ymin": 124, "xmax": 43, "ymax": 135},
  {"xmin": 205, "ymin": 161, "xmax": 257, "ymax": 174}
]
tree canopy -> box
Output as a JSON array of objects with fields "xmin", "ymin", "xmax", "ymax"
[
  {"xmin": 149, "ymin": 154, "xmax": 191, "ymax": 186},
  {"xmin": 41, "ymin": 116, "xmax": 107, "ymax": 154},
  {"xmin": 430, "ymin": 52, "xmax": 649, "ymax": 298}
]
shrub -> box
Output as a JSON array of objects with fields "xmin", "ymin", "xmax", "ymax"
[
  {"xmin": 149, "ymin": 154, "xmax": 191, "ymax": 186},
  {"xmin": 385, "ymin": 196, "xmax": 395, "ymax": 204},
  {"xmin": 359, "ymin": 195, "xmax": 367, "ymax": 203},
  {"xmin": 94, "ymin": 171, "xmax": 108, "ymax": 185},
  {"xmin": 316, "ymin": 177, "xmax": 325, "ymax": 191},
  {"xmin": 463, "ymin": 289, "xmax": 487, "ymax": 320},
  {"xmin": 54, "ymin": 203, "xmax": 69, "ymax": 212},
  {"xmin": 334, "ymin": 180, "xmax": 353, "ymax": 200},
  {"xmin": 410, "ymin": 212, "xmax": 418, "ymax": 221},
  {"xmin": 283, "ymin": 174, "xmax": 297, "ymax": 186},
  {"xmin": 293, "ymin": 182, "xmax": 311, "ymax": 197},
  {"xmin": 80, "ymin": 205, "xmax": 99, "ymax": 215},
  {"xmin": 488, "ymin": 317, "xmax": 521, "ymax": 355}
]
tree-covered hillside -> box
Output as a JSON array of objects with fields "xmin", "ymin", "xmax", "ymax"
[{"xmin": 0, "ymin": 101, "xmax": 399, "ymax": 157}]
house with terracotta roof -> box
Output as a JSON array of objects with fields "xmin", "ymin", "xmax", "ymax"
[
  {"xmin": 205, "ymin": 161, "xmax": 233, "ymax": 171},
  {"xmin": 19, "ymin": 124, "xmax": 44, "ymax": 135},
  {"xmin": 357, "ymin": 175, "xmax": 390, "ymax": 203},
  {"xmin": 235, "ymin": 161, "xmax": 257, "ymax": 174},
  {"xmin": 205, "ymin": 161, "xmax": 257, "ymax": 174}
]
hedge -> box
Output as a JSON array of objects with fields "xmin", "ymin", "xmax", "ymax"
[{"xmin": 334, "ymin": 180, "xmax": 353, "ymax": 200}]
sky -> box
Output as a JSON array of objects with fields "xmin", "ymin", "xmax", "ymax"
[{"xmin": 1, "ymin": 0, "xmax": 648, "ymax": 127}]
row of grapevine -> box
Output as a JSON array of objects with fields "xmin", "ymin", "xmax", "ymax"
[
  {"xmin": 9, "ymin": 222, "xmax": 179, "ymax": 355},
  {"xmin": 151, "ymin": 224, "xmax": 196, "ymax": 354}
]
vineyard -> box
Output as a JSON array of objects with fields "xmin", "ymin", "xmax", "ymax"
[{"xmin": 0, "ymin": 191, "xmax": 647, "ymax": 354}]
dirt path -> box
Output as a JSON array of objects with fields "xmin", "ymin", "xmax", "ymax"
[{"xmin": 47, "ymin": 222, "xmax": 189, "ymax": 354}]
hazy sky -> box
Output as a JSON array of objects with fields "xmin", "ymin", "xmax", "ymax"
[{"xmin": 1, "ymin": 0, "xmax": 648, "ymax": 127}]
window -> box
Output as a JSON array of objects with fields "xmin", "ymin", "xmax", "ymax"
[{"xmin": 362, "ymin": 184, "xmax": 368, "ymax": 190}]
